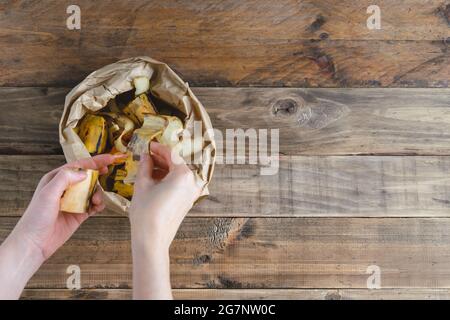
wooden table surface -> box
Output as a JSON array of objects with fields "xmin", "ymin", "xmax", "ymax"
[{"xmin": 1, "ymin": 0, "xmax": 450, "ymax": 299}]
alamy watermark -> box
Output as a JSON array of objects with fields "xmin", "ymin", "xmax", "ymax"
[
  {"xmin": 66, "ymin": 5, "xmax": 81, "ymax": 30},
  {"xmin": 367, "ymin": 5, "xmax": 381, "ymax": 30},
  {"xmin": 366, "ymin": 265, "xmax": 381, "ymax": 289},
  {"xmin": 68, "ymin": 4, "xmax": 382, "ymax": 31},
  {"xmin": 170, "ymin": 121, "xmax": 279, "ymax": 176},
  {"xmin": 66, "ymin": 264, "xmax": 81, "ymax": 290}
]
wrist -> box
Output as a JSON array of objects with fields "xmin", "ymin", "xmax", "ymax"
[
  {"xmin": 130, "ymin": 236, "xmax": 172, "ymax": 300},
  {"xmin": 130, "ymin": 224, "xmax": 170, "ymax": 256},
  {"xmin": 0, "ymin": 231, "xmax": 45, "ymax": 299},
  {"xmin": 7, "ymin": 229, "xmax": 45, "ymax": 270}
]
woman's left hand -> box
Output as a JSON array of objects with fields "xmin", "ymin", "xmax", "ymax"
[{"xmin": 12, "ymin": 154, "xmax": 123, "ymax": 260}]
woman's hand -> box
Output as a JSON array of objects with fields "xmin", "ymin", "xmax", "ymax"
[
  {"xmin": 130, "ymin": 142, "xmax": 202, "ymax": 251},
  {"xmin": 13, "ymin": 154, "xmax": 122, "ymax": 260},
  {"xmin": 129, "ymin": 142, "xmax": 202, "ymax": 299},
  {"xmin": 0, "ymin": 154, "xmax": 122, "ymax": 299}
]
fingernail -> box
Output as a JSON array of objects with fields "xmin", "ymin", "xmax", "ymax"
[
  {"xmin": 149, "ymin": 141, "xmax": 157, "ymax": 150},
  {"xmin": 113, "ymin": 153, "xmax": 128, "ymax": 157}
]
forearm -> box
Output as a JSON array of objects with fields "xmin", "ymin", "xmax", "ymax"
[
  {"xmin": 0, "ymin": 231, "xmax": 44, "ymax": 299},
  {"xmin": 131, "ymin": 226, "xmax": 172, "ymax": 300}
]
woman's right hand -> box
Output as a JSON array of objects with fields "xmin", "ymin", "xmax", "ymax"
[
  {"xmin": 129, "ymin": 142, "xmax": 202, "ymax": 252},
  {"xmin": 129, "ymin": 142, "xmax": 202, "ymax": 299}
]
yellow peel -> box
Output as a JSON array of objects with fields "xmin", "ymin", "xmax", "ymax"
[
  {"xmin": 113, "ymin": 167, "xmax": 134, "ymax": 199},
  {"xmin": 123, "ymin": 152, "xmax": 139, "ymax": 184},
  {"xmin": 112, "ymin": 180, "xmax": 134, "ymax": 199},
  {"xmin": 123, "ymin": 94, "xmax": 157, "ymax": 126},
  {"xmin": 78, "ymin": 114, "xmax": 107, "ymax": 155},
  {"xmin": 114, "ymin": 115, "xmax": 135, "ymax": 153},
  {"xmin": 127, "ymin": 114, "xmax": 166, "ymax": 155},
  {"xmin": 133, "ymin": 76, "xmax": 150, "ymax": 96},
  {"xmin": 158, "ymin": 116, "xmax": 183, "ymax": 148},
  {"xmin": 60, "ymin": 169, "xmax": 99, "ymax": 214}
]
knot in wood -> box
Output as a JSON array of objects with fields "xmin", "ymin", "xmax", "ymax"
[{"xmin": 272, "ymin": 99, "xmax": 299, "ymax": 116}]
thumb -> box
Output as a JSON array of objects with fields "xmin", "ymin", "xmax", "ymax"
[
  {"xmin": 43, "ymin": 168, "xmax": 88, "ymax": 199},
  {"xmin": 135, "ymin": 153, "xmax": 154, "ymax": 186}
]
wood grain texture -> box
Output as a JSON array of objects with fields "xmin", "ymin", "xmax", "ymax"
[
  {"xmin": 200, "ymin": 88, "xmax": 450, "ymax": 155},
  {"xmin": 1, "ymin": 87, "xmax": 450, "ymax": 156},
  {"xmin": 0, "ymin": 217, "xmax": 449, "ymax": 289},
  {"xmin": 1, "ymin": 0, "xmax": 449, "ymax": 301},
  {"xmin": 3, "ymin": 155, "xmax": 450, "ymax": 217},
  {"xmin": 20, "ymin": 288, "xmax": 450, "ymax": 300},
  {"xmin": 0, "ymin": 1, "xmax": 448, "ymax": 87}
]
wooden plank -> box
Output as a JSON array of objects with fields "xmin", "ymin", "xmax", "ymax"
[
  {"xmin": 1, "ymin": 217, "xmax": 450, "ymax": 289},
  {"xmin": 20, "ymin": 288, "xmax": 450, "ymax": 300},
  {"xmin": 199, "ymin": 88, "xmax": 450, "ymax": 155},
  {"xmin": 1, "ymin": 88, "xmax": 450, "ymax": 156},
  {"xmin": 0, "ymin": 88, "xmax": 64, "ymax": 155},
  {"xmin": 3, "ymin": 155, "xmax": 450, "ymax": 217},
  {"xmin": 0, "ymin": 1, "xmax": 448, "ymax": 87}
]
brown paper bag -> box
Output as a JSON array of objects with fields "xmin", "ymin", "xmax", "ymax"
[{"xmin": 59, "ymin": 57, "xmax": 216, "ymax": 214}]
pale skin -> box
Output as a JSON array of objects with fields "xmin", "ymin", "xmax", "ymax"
[{"xmin": 0, "ymin": 142, "xmax": 200, "ymax": 300}]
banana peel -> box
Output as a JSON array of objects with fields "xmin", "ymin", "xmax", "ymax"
[
  {"xmin": 127, "ymin": 114, "xmax": 166, "ymax": 156},
  {"xmin": 109, "ymin": 158, "xmax": 136, "ymax": 199},
  {"xmin": 158, "ymin": 116, "xmax": 183, "ymax": 148},
  {"xmin": 114, "ymin": 168, "xmax": 127, "ymax": 181},
  {"xmin": 78, "ymin": 114, "xmax": 107, "ymax": 155},
  {"xmin": 123, "ymin": 94, "xmax": 157, "ymax": 126},
  {"xmin": 99, "ymin": 164, "xmax": 115, "ymax": 191},
  {"xmin": 112, "ymin": 168, "xmax": 134, "ymax": 199},
  {"xmin": 98, "ymin": 113, "xmax": 135, "ymax": 153},
  {"xmin": 74, "ymin": 85, "xmax": 193, "ymax": 202},
  {"xmin": 112, "ymin": 180, "xmax": 134, "ymax": 199},
  {"xmin": 123, "ymin": 153, "xmax": 138, "ymax": 184},
  {"xmin": 60, "ymin": 169, "xmax": 99, "ymax": 214},
  {"xmin": 107, "ymin": 98, "xmax": 121, "ymax": 114},
  {"xmin": 133, "ymin": 76, "xmax": 150, "ymax": 96},
  {"xmin": 114, "ymin": 115, "xmax": 135, "ymax": 153},
  {"xmin": 107, "ymin": 121, "xmax": 121, "ymax": 147}
]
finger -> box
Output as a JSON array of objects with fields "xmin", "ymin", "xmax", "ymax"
[
  {"xmin": 91, "ymin": 189, "xmax": 103, "ymax": 206},
  {"xmin": 151, "ymin": 153, "xmax": 169, "ymax": 171},
  {"xmin": 98, "ymin": 166, "xmax": 109, "ymax": 175},
  {"xmin": 88, "ymin": 203, "xmax": 105, "ymax": 216},
  {"xmin": 150, "ymin": 142, "xmax": 173, "ymax": 168},
  {"xmin": 135, "ymin": 153, "xmax": 155, "ymax": 185},
  {"xmin": 66, "ymin": 154, "xmax": 125, "ymax": 173},
  {"xmin": 42, "ymin": 168, "xmax": 88, "ymax": 199},
  {"xmin": 35, "ymin": 167, "xmax": 61, "ymax": 193},
  {"xmin": 36, "ymin": 154, "xmax": 124, "ymax": 194},
  {"xmin": 150, "ymin": 142, "xmax": 185, "ymax": 170},
  {"xmin": 93, "ymin": 153, "xmax": 128, "ymax": 175},
  {"xmin": 152, "ymin": 168, "xmax": 169, "ymax": 180},
  {"xmin": 70, "ymin": 212, "xmax": 90, "ymax": 224},
  {"xmin": 88, "ymin": 154, "xmax": 125, "ymax": 169}
]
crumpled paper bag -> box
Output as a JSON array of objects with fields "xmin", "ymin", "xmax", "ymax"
[{"xmin": 59, "ymin": 57, "xmax": 216, "ymax": 215}]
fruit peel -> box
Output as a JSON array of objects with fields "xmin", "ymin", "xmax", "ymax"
[{"xmin": 60, "ymin": 169, "xmax": 99, "ymax": 214}]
